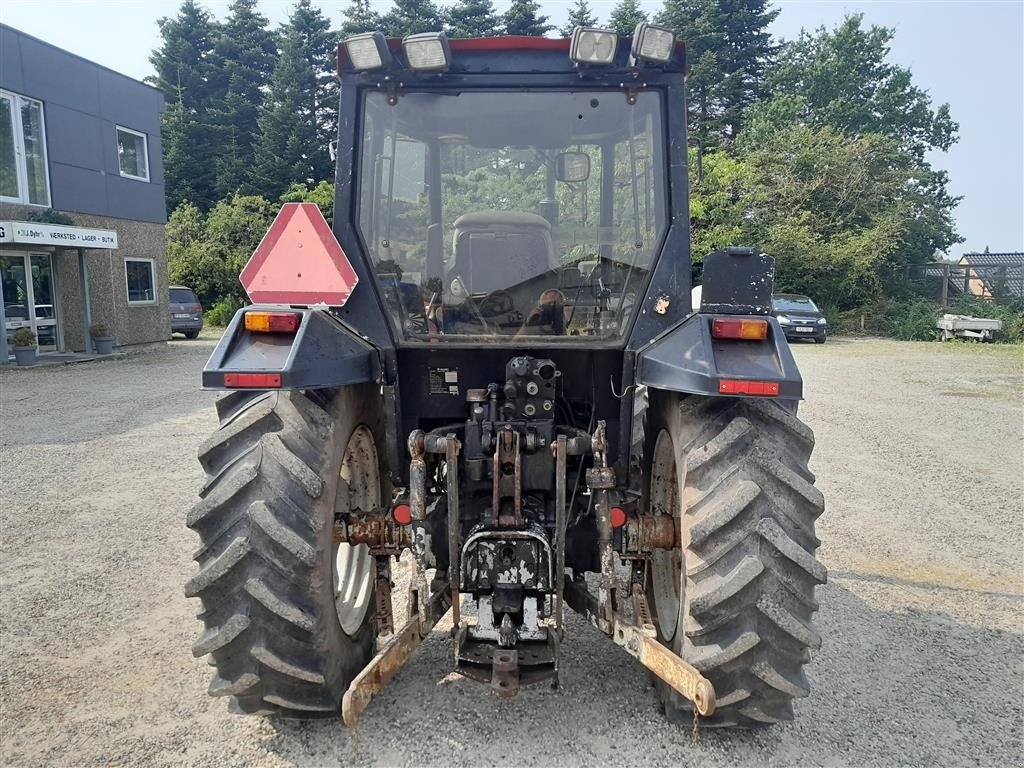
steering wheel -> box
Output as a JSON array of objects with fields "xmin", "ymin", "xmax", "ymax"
[{"xmin": 479, "ymin": 289, "xmax": 516, "ymax": 319}]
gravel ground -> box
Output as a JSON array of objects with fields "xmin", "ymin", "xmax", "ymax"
[{"xmin": 1, "ymin": 334, "xmax": 1022, "ymax": 767}]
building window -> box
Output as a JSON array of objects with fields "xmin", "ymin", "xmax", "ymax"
[
  {"xmin": 0, "ymin": 89, "xmax": 51, "ymax": 206},
  {"xmin": 125, "ymin": 258, "xmax": 156, "ymax": 304},
  {"xmin": 116, "ymin": 126, "xmax": 149, "ymax": 182}
]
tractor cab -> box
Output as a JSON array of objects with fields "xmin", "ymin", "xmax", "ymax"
[{"xmin": 356, "ymin": 83, "xmax": 667, "ymax": 342}]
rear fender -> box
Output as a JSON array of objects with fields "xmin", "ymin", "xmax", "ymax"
[
  {"xmin": 635, "ymin": 313, "xmax": 802, "ymax": 400},
  {"xmin": 201, "ymin": 306, "xmax": 381, "ymax": 390},
  {"xmin": 636, "ymin": 247, "xmax": 802, "ymax": 400}
]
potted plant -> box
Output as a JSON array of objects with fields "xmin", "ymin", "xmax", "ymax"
[
  {"xmin": 11, "ymin": 327, "xmax": 37, "ymax": 366},
  {"xmin": 90, "ymin": 323, "xmax": 115, "ymax": 355}
]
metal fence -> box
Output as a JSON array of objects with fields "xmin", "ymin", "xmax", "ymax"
[{"xmin": 911, "ymin": 259, "xmax": 1024, "ymax": 306}]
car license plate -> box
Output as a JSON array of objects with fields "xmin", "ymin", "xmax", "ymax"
[
  {"xmin": 794, "ymin": 326, "xmax": 814, "ymax": 333},
  {"xmin": 173, "ymin": 313, "xmax": 191, "ymax": 319}
]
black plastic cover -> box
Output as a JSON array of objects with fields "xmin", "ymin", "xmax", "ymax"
[
  {"xmin": 636, "ymin": 313, "xmax": 803, "ymax": 400},
  {"xmin": 202, "ymin": 306, "xmax": 381, "ymax": 389},
  {"xmin": 700, "ymin": 248, "xmax": 775, "ymax": 315}
]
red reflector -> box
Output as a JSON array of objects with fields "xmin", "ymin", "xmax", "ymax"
[
  {"xmin": 392, "ymin": 503, "xmax": 412, "ymax": 526},
  {"xmin": 244, "ymin": 311, "xmax": 300, "ymax": 333},
  {"xmin": 711, "ymin": 317, "xmax": 768, "ymax": 340},
  {"xmin": 718, "ymin": 379, "xmax": 779, "ymax": 397},
  {"xmin": 610, "ymin": 506, "xmax": 627, "ymax": 528},
  {"xmin": 223, "ymin": 373, "xmax": 282, "ymax": 388}
]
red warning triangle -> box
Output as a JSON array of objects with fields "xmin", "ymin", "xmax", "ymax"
[{"xmin": 240, "ymin": 203, "xmax": 359, "ymax": 306}]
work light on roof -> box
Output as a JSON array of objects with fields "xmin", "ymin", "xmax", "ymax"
[
  {"xmin": 343, "ymin": 31, "xmax": 391, "ymax": 71},
  {"xmin": 631, "ymin": 22, "xmax": 675, "ymax": 64},
  {"xmin": 570, "ymin": 27, "xmax": 618, "ymax": 66},
  {"xmin": 404, "ymin": 32, "xmax": 451, "ymax": 72}
]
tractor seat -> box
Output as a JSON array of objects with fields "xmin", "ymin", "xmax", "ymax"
[{"xmin": 450, "ymin": 211, "xmax": 556, "ymax": 295}]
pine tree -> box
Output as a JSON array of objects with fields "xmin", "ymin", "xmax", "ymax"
[
  {"xmin": 162, "ymin": 100, "xmax": 217, "ymax": 211},
  {"xmin": 716, "ymin": 0, "xmax": 779, "ymax": 140},
  {"xmin": 339, "ymin": 0, "xmax": 382, "ymax": 37},
  {"xmin": 252, "ymin": 0, "xmax": 336, "ymax": 199},
  {"xmin": 210, "ymin": 0, "xmax": 277, "ymax": 197},
  {"xmin": 502, "ymin": 0, "xmax": 552, "ymax": 37},
  {"xmin": 149, "ymin": 0, "xmax": 219, "ymax": 112},
  {"xmin": 608, "ymin": 0, "xmax": 648, "ymax": 36},
  {"xmin": 149, "ymin": 0, "xmax": 220, "ymax": 209},
  {"xmin": 657, "ymin": 0, "xmax": 777, "ymax": 145},
  {"xmin": 559, "ymin": 0, "xmax": 598, "ymax": 37},
  {"xmin": 380, "ymin": 0, "xmax": 444, "ymax": 37},
  {"xmin": 445, "ymin": 0, "xmax": 501, "ymax": 38}
]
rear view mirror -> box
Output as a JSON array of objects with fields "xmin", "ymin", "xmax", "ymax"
[{"xmin": 555, "ymin": 152, "xmax": 591, "ymax": 183}]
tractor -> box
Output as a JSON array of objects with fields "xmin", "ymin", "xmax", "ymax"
[{"xmin": 186, "ymin": 25, "xmax": 825, "ymax": 729}]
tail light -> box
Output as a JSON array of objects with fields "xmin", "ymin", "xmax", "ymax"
[
  {"xmin": 190, "ymin": 303, "xmax": 202, "ymax": 313},
  {"xmin": 244, "ymin": 311, "xmax": 301, "ymax": 333},
  {"xmin": 711, "ymin": 317, "xmax": 768, "ymax": 341}
]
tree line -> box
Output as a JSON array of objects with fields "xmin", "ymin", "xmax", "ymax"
[{"xmin": 159, "ymin": 0, "xmax": 964, "ymax": 329}]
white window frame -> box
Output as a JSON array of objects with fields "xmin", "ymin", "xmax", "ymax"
[
  {"xmin": 0, "ymin": 88, "xmax": 51, "ymax": 207},
  {"xmin": 115, "ymin": 125, "xmax": 150, "ymax": 182},
  {"xmin": 124, "ymin": 257, "xmax": 157, "ymax": 305}
]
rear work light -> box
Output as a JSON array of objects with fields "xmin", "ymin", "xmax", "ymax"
[
  {"xmin": 403, "ymin": 32, "xmax": 450, "ymax": 72},
  {"xmin": 711, "ymin": 317, "xmax": 768, "ymax": 341},
  {"xmin": 223, "ymin": 373, "xmax": 282, "ymax": 388},
  {"xmin": 570, "ymin": 27, "xmax": 618, "ymax": 65},
  {"xmin": 244, "ymin": 311, "xmax": 301, "ymax": 333},
  {"xmin": 343, "ymin": 32, "xmax": 391, "ymax": 71},
  {"xmin": 630, "ymin": 22, "xmax": 675, "ymax": 65}
]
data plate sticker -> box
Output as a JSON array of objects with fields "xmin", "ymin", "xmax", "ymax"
[{"xmin": 429, "ymin": 367, "xmax": 460, "ymax": 395}]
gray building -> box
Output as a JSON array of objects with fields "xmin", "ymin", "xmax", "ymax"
[{"xmin": 1, "ymin": 24, "xmax": 169, "ymax": 358}]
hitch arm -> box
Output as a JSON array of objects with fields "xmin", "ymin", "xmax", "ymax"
[
  {"xmin": 341, "ymin": 582, "xmax": 452, "ymax": 727},
  {"xmin": 563, "ymin": 578, "xmax": 716, "ymax": 717},
  {"xmin": 614, "ymin": 621, "xmax": 716, "ymax": 717}
]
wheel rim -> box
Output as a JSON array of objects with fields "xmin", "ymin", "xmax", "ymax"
[
  {"xmin": 649, "ymin": 429, "xmax": 682, "ymax": 642},
  {"xmin": 333, "ymin": 426, "xmax": 379, "ymax": 636}
]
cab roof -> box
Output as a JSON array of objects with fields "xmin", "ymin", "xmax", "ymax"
[{"xmin": 337, "ymin": 35, "xmax": 686, "ymax": 79}]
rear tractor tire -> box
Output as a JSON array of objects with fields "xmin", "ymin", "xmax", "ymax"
[
  {"xmin": 185, "ymin": 386, "xmax": 388, "ymax": 717},
  {"xmin": 644, "ymin": 390, "xmax": 826, "ymax": 727}
]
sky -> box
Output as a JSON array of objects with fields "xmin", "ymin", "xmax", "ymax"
[{"xmin": 2, "ymin": 0, "xmax": 1021, "ymax": 257}]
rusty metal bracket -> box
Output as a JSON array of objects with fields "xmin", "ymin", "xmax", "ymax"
[
  {"xmin": 630, "ymin": 583, "xmax": 656, "ymax": 637},
  {"xmin": 445, "ymin": 435, "xmax": 462, "ymax": 649},
  {"xmin": 491, "ymin": 648, "xmax": 519, "ymax": 699},
  {"xmin": 553, "ymin": 435, "xmax": 568, "ymax": 632},
  {"xmin": 587, "ymin": 421, "xmax": 616, "ymax": 633},
  {"xmin": 492, "ymin": 427, "xmax": 523, "ymax": 527},
  {"xmin": 341, "ymin": 581, "xmax": 452, "ymax": 727},
  {"xmin": 373, "ymin": 556, "xmax": 395, "ymax": 637}
]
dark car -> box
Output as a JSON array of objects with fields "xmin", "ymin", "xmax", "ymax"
[
  {"xmin": 772, "ymin": 294, "xmax": 827, "ymax": 343},
  {"xmin": 169, "ymin": 286, "xmax": 203, "ymax": 339}
]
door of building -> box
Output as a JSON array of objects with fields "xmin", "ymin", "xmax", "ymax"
[{"xmin": 1, "ymin": 251, "xmax": 58, "ymax": 356}]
